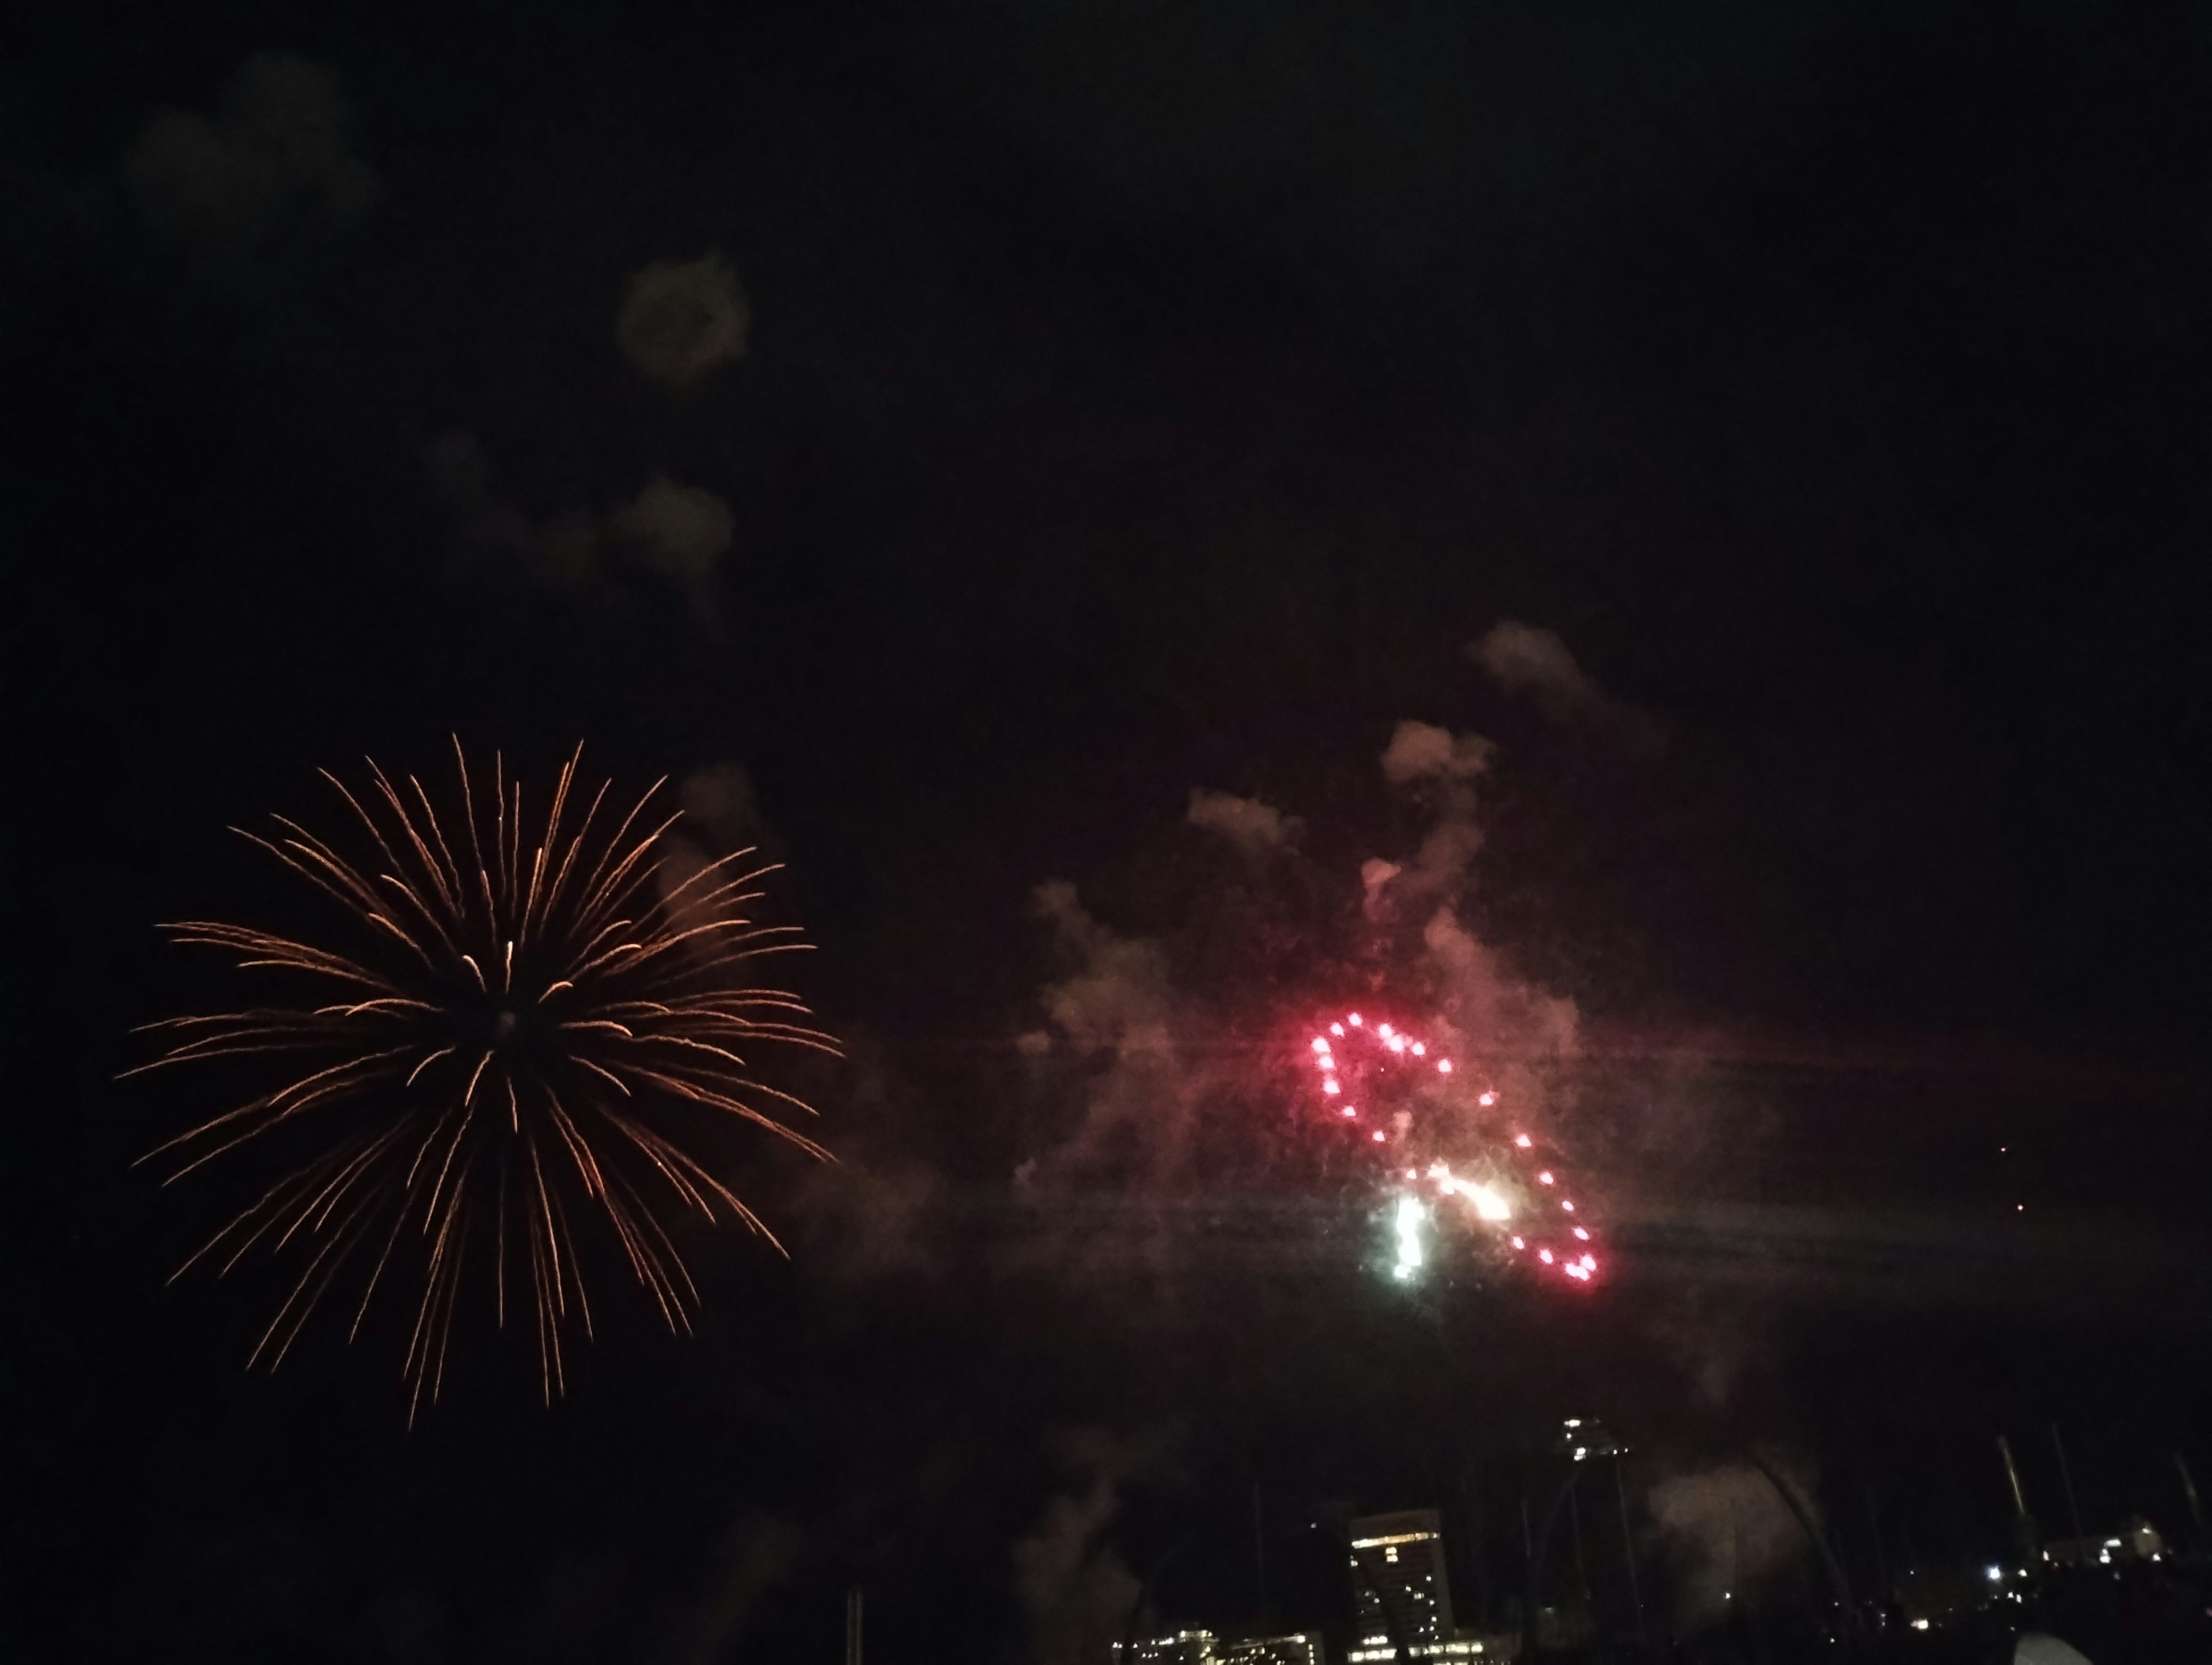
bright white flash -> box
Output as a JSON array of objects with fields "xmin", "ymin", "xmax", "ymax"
[
  {"xmin": 1393, "ymin": 1194, "xmax": 1427, "ymax": 1279},
  {"xmin": 1468, "ymin": 1184, "xmax": 1512, "ymax": 1222}
]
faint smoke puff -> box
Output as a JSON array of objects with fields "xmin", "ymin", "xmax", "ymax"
[
  {"xmin": 126, "ymin": 53, "xmax": 381, "ymax": 289},
  {"xmin": 1470, "ymin": 621, "xmax": 1603, "ymax": 720},
  {"xmin": 1360, "ymin": 858, "xmax": 1403, "ymax": 918},
  {"xmin": 609, "ymin": 474, "xmax": 734, "ymax": 578},
  {"xmin": 1647, "ymin": 1461, "xmax": 1814, "ymax": 1622},
  {"xmin": 1469, "ymin": 619, "xmax": 1664, "ymax": 753},
  {"xmin": 680, "ymin": 761, "xmax": 782, "ymax": 858},
  {"xmin": 618, "ymin": 254, "xmax": 749, "ymax": 388},
  {"xmin": 1187, "ymin": 787, "xmax": 1300, "ymax": 853},
  {"xmin": 1381, "ymin": 719, "xmax": 1493, "ymax": 785}
]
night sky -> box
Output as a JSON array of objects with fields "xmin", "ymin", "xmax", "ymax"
[{"xmin": 6, "ymin": 4, "xmax": 2211, "ymax": 1662}]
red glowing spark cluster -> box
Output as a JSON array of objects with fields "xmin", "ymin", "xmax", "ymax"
[{"xmin": 1301, "ymin": 1009, "xmax": 1601, "ymax": 1287}]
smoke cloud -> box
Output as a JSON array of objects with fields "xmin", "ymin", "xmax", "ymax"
[
  {"xmin": 1469, "ymin": 623, "xmax": 1604, "ymax": 720},
  {"xmin": 1011, "ymin": 1429, "xmax": 1149, "ymax": 1665},
  {"xmin": 1420, "ymin": 910, "xmax": 1579, "ymax": 1060},
  {"xmin": 427, "ymin": 435, "xmax": 736, "ymax": 597},
  {"xmin": 1185, "ymin": 787, "xmax": 1298, "ymax": 854},
  {"xmin": 609, "ymin": 474, "xmax": 735, "ymax": 579},
  {"xmin": 1645, "ymin": 1459, "xmax": 1814, "ymax": 1624},
  {"xmin": 1369, "ymin": 720, "xmax": 1493, "ymax": 913},
  {"xmin": 661, "ymin": 1513, "xmax": 798, "ymax": 1665},
  {"xmin": 1380, "ymin": 719, "xmax": 1494, "ymax": 787},
  {"xmin": 1469, "ymin": 621, "xmax": 1661, "ymax": 752},
  {"xmin": 124, "ymin": 54, "xmax": 381, "ymax": 292},
  {"xmin": 681, "ymin": 761, "xmax": 781, "ymax": 857},
  {"xmin": 1020, "ymin": 711, "xmax": 1586, "ymax": 1200},
  {"xmin": 1020, "ymin": 882, "xmax": 1197, "ymax": 1189},
  {"xmin": 1369, "ymin": 720, "xmax": 1582, "ymax": 1100},
  {"xmin": 619, "ymin": 255, "xmax": 750, "ymax": 389}
]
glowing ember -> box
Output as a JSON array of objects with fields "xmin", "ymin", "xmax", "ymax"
[
  {"xmin": 1538, "ymin": 1171, "xmax": 1555, "ymax": 1185},
  {"xmin": 1437, "ymin": 1059, "xmax": 1453, "ymax": 1074}
]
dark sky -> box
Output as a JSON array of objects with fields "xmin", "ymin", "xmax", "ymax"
[{"xmin": 5, "ymin": 3, "xmax": 2211, "ymax": 1662}]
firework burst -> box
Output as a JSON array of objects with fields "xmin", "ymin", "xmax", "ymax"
[
  {"xmin": 127, "ymin": 741, "xmax": 838, "ymax": 1416},
  {"xmin": 1298, "ymin": 1009, "xmax": 1600, "ymax": 1285}
]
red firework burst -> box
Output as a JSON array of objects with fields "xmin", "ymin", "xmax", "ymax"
[{"xmin": 1299, "ymin": 1008, "xmax": 1601, "ymax": 1284}]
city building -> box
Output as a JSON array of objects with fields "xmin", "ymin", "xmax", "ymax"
[
  {"xmin": 1114, "ymin": 1632, "xmax": 1219, "ymax": 1665},
  {"xmin": 1221, "ymin": 1632, "xmax": 1328, "ymax": 1665},
  {"xmin": 1346, "ymin": 1511, "xmax": 1494, "ymax": 1664},
  {"xmin": 1116, "ymin": 1631, "xmax": 1328, "ymax": 1665}
]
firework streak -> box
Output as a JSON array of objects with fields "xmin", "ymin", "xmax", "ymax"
[
  {"xmin": 1300, "ymin": 1011, "xmax": 1600, "ymax": 1285},
  {"xmin": 126, "ymin": 741, "xmax": 838, "ymax": 1416}
]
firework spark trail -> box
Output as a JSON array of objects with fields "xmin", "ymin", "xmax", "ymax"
[
  {"xmin": 1297, "ymin": 1008, "xmax": 1601, "ymax": 1286},
  {"xmin": 126, "ymin": 741, "xmax": 839, "ymax": 1417}
]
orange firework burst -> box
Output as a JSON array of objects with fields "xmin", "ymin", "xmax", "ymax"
[{"xmin": 126, "ymin": 741, "xmax": 838, "ymax": 1416}]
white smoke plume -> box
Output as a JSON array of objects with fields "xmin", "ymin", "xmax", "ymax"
[
  {"xmin": 1469, "ymin": 621, "xmax": 1662, "ymax": 752},
  {"xmin": 658, "ymin": 1513, "xmax": 798, "ymax": 1665},
  {"xmin": 1469, "ymin": 622, "xmax": 1604, "ymax": 721},
  {"xmin": 1421, "ymin": 911, "xmax": 1579, "ymax": 1060},
  {"xmin": 1186, "ymin": 787, "xmax": 1299, "ymax": 854},
  {"xmin": 125, "ymin": 54, "xmax": 381, "ymax": 291},
  {"xmin": 786, "ymin": 1043, "xmax": 945, "ymax": 1279},
  {"xmin": 619, "ymin": 254, "xmax": 750, "ymax": 389},
  {"xmin": 1021, "ymin": 714, "xmax": 1583, "ymax": 1194},
  {"xmin": 1380, "ymin": 719, "xmax": 1494, "ymax": 787},
  {"xmin": 1369, "ymin": 720, "xmax": 1494, "ymax": 913},
  {"xmin": 426, "ymin": 434, "xmax": 736, "ymax": 598},
  {"xmin": 1372, "ymin": 719, "xmax": 1581, "ymax": 1080},
  {"xmin": 1645, "ymin": 1459, "xmax": 1815, "ymax": 1624},
  {"xmin": 1011, "ymin": 1429, "xmax": 1150, "ymax": 1665},
  {"xmin": 609, "ymin": 474, "xmax": 734, "ymax": 579},
  {"xmin": 1019, "ymin": 882, "xmax": 1198, "ymax": 1188},
  {"xmin": 681, "ymin": 761, "xmax": 780, "ymax": 856}
]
